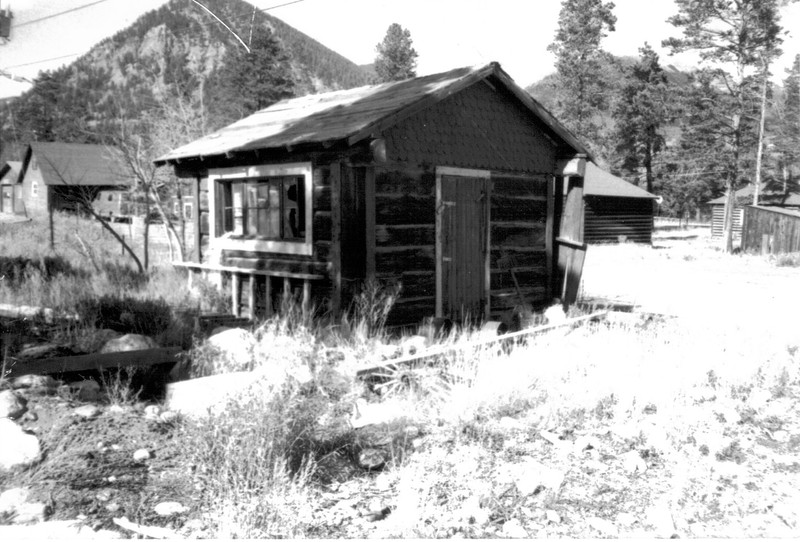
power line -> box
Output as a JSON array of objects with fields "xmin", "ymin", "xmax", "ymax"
[
  {"xmin": 3, "ymin": 53, "xmax": 83, "ymax": 71},
  {"xmin": 13, "ymin": 0, "xmax": 112, "ymax": 28}
]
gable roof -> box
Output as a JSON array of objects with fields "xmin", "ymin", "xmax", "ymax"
[
  {"xmin": 22, "ymin": 142, "xmax": 130, "ymax": 187},
  {"xmin": 155, "ymin": 62, "xmax": 590, "ymax": 166},
  {"xmin": 584, "ymin": 162, "xmax": 658, "ymax": 199},
  {"xmin": 0, "ymin": 161, "xmax": 21, "ymax": 185},
  {"xmin": 707, "ymin": 179, "xmax": 800, "ymax": 207}
]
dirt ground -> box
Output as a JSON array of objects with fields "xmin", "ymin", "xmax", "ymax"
[{"xmin": 2, "ymin": 228, "xmax": 800, "ymax": 538}]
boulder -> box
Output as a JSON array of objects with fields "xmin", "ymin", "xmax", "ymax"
[
  {"xmin": 205, "ymin": 328, "xmax": 254, "ymax": 371},
  {"xmin": 69, "ymin": 379, "xmax": 100, "ymax": 402},
  {"xmin": 11, "ymin": 375, "xmax": 58, "ymax": 393},
  {"xmin": 164, "ymin": 371, "xmax": 264, "ymax": 418},
  {"xmin": 133, "ymin": 449, "xmax": 152, "ymax": 462},
  {"xmin": 154, "ymin": 502, "xmax": 188, "ymax": 516},
  {"xmin": 0, "ymin": 418, "xmax": 41, "ymax": 470},
  {"xmin": 0, "ymin": 390, "xmax": 28, "ymax": 420},
  {"xmin": 0, "ymin": 488, "xmax": 48, "ymax": 524},
  {"xmin": 72, "ymin": 405, "xmax": 101, "ymax": 419},
  {"xmin": 100, "ymin": 334, "xmax": 158, "ymax": 353}
]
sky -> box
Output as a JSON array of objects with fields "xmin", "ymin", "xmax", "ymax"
[{"xmin": 1, "ymin": 0, "xmax": 800, "ymax": 100}]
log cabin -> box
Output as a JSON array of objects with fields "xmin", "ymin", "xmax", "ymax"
[{"xmin": 156, "ymin": 62, "xmax": 592, "ymax": 325}]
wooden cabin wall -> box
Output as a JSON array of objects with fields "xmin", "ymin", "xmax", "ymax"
[
  {"xmin": 373, "ymin": 167, "xmax": 437, "ymax": 325},
  {"xmin": 742, "ymin": 207, "xmax": 800, "ymax": 254},
  {"xmin": 489, "ymin": 174, "xmax": 551, "ymax": 316},
  {"xmin": 584, "ymin": 196, "xmax": 654, "ymax": 244},
  {"xmin": 218, "ymin": 163, "xmax": 334, "ymax": 311}
]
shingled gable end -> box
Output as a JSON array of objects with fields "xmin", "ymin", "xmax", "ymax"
[{"xmin": 157, "ymin": 62, "xmax": 592, "ymax": 325}]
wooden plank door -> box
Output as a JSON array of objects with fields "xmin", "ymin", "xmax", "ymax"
[{"xmin": 438, "ymin": 173, "xmax": 489, "ymax": 321}]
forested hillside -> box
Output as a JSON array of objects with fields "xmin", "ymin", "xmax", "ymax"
[{"xmin": 0, "ymin": 0, "xmax": 370, "ymax": 158}]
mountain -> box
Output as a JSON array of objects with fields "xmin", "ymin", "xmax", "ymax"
[{"xmin": 0, "ymin": 0, "xmax": 371, "ymax": 157}]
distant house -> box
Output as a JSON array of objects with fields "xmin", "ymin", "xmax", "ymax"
[
  {"xmin": 583, "ymin": 163, "xmax": 658, "ymax": 244},
  {"xmin": 707, "ymin": 179, "xmax": 800, "ymax": 238},
  {"xmin": 156, "ymin": 62, "xmax": 595, "ymax": 324},
  {"xmin": 0, "ymin": 160, "xmax": 22, "ymax": 214},
  {"xmin": 15, "ymin": 142, "xmax": 130, "ymax": 216}
]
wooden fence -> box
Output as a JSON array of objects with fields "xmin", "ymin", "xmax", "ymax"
[{"xmin": 742, "ymin": 206, "xmax": 800, "ymax": 255}]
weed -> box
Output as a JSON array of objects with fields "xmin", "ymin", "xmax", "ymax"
[
  {"xmin": 716, "ymin": 440, "xmax": 746, "ymax": 464},
  {"xmin": 101, "ymin": 366, "xmax": 143, "ymax": 407},
  {"xmin": 775, "ymin": 252, "xmax": 800, "ymax": 267},
  {"xmin": 348, "ymin": 279, "xmax": 401, "ymax": 338}
]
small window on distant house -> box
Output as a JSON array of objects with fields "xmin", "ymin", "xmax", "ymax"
[
  {"xmin": 220, "ymin": 176, "xmax": 305, "ymax": 240},
  {"xmin": 31, "ymin": 181, "xmax": 38, "ymax": 196}
]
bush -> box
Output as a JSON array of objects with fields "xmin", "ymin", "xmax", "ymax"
[
  {"xmin": 75, "ymin": 295, "xmax": 173, "ymax": 336},
  {"xmin": 775, "ymin": 252, "xmax": 800, "ymax": 267}
]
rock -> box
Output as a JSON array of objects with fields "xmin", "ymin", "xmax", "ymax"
[
  {"xmin": 357, "ymin": 448, "xmax": 387, "ymax": 470},
  {"xmin": 587, "ymin": 516, "xmax": 618, "ymax": 537},
  {"xmin": 133, "ymin": 448, "xmax": 152, "ymax": 462},
  {"xmin": 501, "ymin": 518, "xmax": 529, "ymax": 538},
  {"xmin": 165, "ymin": 371, "xmax": 264, "ymax": 418},
  {"xmin": 69, "ymin": 379, "xmax": 100, "ymax": 402},
  {"xmin": 543, "ymin": 304, "xmax": 567, "ymax": 324},
  {"xmin": 154, "ymin": 502, "xmax": 188, "ymax": 516},
  {"xmin": 0, "ymin": 487, "xmax": 30, "ymax": 517},
  {"xmin": 0, "ymin": 419, "xmax": 41, "ymax": 470},
  {"xmin": 158, "ymin": 410, "xmax": 180, "ymax": 424},
  {"xmin": 498, "ymin": 416, "xmax": 525, "ymax": 432},
  {"xmin": 72, "ymin": 405, "xmax": 101, "ymax": 419},
  {"xmin": 620, "ymin": 450, "xmax": 648, "ymax": 474},
  {"xmin": 10, "ymin": 375, "xmax": 58, "ymax": 392},
  {"xmin": 99, "ymin": 334, "xmax": 158, "ymax": 353},
  {"xmin": 15, "ymin": 343, "xmax": 76, "ymax": 361},
  {"xmin": 404, "ymin": 426, "xmax": 420, "ymax": 439},
  {"xmin": 546, "ymin": 509, "xmax": 562, "ymax": 524},
  {"xmin": 350, "ymin": 398, "xmax": 408, "ymax": 429},
  {"xmin": 89, "ymin": 329, "xmax": 122, "ymax": 351},
  {"xmin": 21, "ymin": 411, "xmax": 38, "ymax": 422},
  {"xmin": 143, "ymin": 405, "xmax": 161, "ymax": 420},
  {"xmin": 0, "ymin": 390, "xmax": 28, "ymax": 419},
  {"xmin": 205, "ymin": 328, "xmax": 253, "ymax": 370},
  {"xmin": 512, "ymin": 459, "xmax": 565, "ymax": 497},
  {"xmin": 772, "ymin": 430, "xmax": 790, "ymax": 443}
]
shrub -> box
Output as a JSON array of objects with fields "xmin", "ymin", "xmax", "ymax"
[
  {"xmin": 75, "ymin": 295, "xmax": 173, "ymax": 336},
  {"xmin": 775, "ymin": 252, "xmax": 800, "ymax": 267}
]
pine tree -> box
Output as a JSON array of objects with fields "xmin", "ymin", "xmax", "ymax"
[
  {"xmin": 205, "ymin": 29, "xmax": 295, "ymax": 127},
  {"xmin": 547, "ymin": 0, "xmax": 617, "ymax": 150},
  {"xmin": 374, "ymin": 23, "xmax": 418, "ymax": 83},
  {"xmin": 611, "ymin": 44, "xmax": 669, "ymax": 193},
  {"xmin": 778, "ymin": 54, "xmax": 800, "ymax": 183},
  {"xmin": 663, "ymin": 0, "xmax": 787, "ymax": 252}
]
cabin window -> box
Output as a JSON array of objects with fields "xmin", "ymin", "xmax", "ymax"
[
  {"xmin": 209, "ymin": 162, "xmax": 313, "ymax": 257},
  {"xmin": 220, "ymin": 176, "xmax": 305, "ymax": 240}
]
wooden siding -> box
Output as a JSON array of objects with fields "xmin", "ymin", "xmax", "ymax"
[
  {"xmin": 711, "ymin": 204, "xmax": 744, "ymax": 238},
  {"xmin": 742, "ymin": 206, "xmax": 800, "ymax": 254},
  {"xmin": 489, "ymin": 175, "xmax": 550, "ymax": 317},
  {"xmin": 384, "ymin": 82, "xmax": 557, "ymax": 174},
  {"xmin": 584, "ymin": 196, "xmax": 654, "ymax": 244},
  {"xmin": 373, "ymin": 168, "xmax": 437, "ymax": 325}
]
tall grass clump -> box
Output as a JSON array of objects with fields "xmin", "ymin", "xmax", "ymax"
[{"xmin": 774, "ymin": 252, "xmax": 800, "ymax": 267}]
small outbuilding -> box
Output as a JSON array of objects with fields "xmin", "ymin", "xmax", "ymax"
[
  {"xmin": 741, "ymin": 205, "xmax": 800, "ymax": 255},
  {"xmin": 707, "ymin": 179, "xmax": 800, "ymax": 238},
  {"xmin": 14, "ymin": 142, "xmax": 130, "ymax": 217},
  {"xmin": 583, "ymin": 163, "xmax": 658, "ymax": 244},
  {"xmin": 157, "ymin": 62, "xmax": 593, "ymax": 325}
]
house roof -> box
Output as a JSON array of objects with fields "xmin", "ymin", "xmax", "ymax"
[
  {"xmin": 750, "ymin": 205, "xmax": 800, "ymax": 218},
  {"xmin": 584, "ymin": 162, "xmax": 658, "ymax": 199},
  {"xmin": 0, "ymin": 161, "xmax": 21, "ymax": 185},
  {"xmin": 155, "ymin": 62, "xmax": 591, "ymax": 166},
  {"xmin": 22, "ymin": 142, "xmax": 130, "ymax": 187},
  {"xmin": 707, "ymin": 179, "xmax": 800, "ymax": 206}
]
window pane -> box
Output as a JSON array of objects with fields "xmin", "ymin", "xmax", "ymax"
[
  {"xmin": 283, "ymin": 176, "xmax": 304, "ymax": 239},
  {"xmin": 232, "ymin": 183, "xmax": 244, "ymax": 235},
  {"xmin": 246, "ymin": 184, "xmax": 259, "ymax": 235},
  {"xmin": 267, "ymin": 182, "xmax": 281, "ymax": 238}
]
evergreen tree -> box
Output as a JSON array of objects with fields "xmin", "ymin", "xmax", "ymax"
[
  {"xmin": 611, "ymin": 44, "xmax": 669, "ymax": 193},
  {"xmin": 547, "ymin": 0, "xmax": 617, "ymax": 151},
  {"xmin": 778, "ymin": 54, "xmax": 800, "ymax": 183},
  {"xmin": 663, "ymin": 0, "xmax": 787, "ymax": 252},
  {"xmin": 205, "ymin": 29, "xmax": 295, "ymax": 127},
  {"xmin": 374, "ymin": 23, "xmax": 418, "ymax": 83}
]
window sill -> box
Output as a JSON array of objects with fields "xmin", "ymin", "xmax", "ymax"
[{"xmin": 215, "ymin": 235, "xmax": 312, "ymax": 257}]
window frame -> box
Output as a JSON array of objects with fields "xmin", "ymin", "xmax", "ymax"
[{"xmin": 208, "ymin": 162, "xmax": 313, "ymax": 257}]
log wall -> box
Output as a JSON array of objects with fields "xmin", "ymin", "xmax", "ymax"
[{"xmin": 584, "ymin": 196, "xmax": 654, "ymax": 244}]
